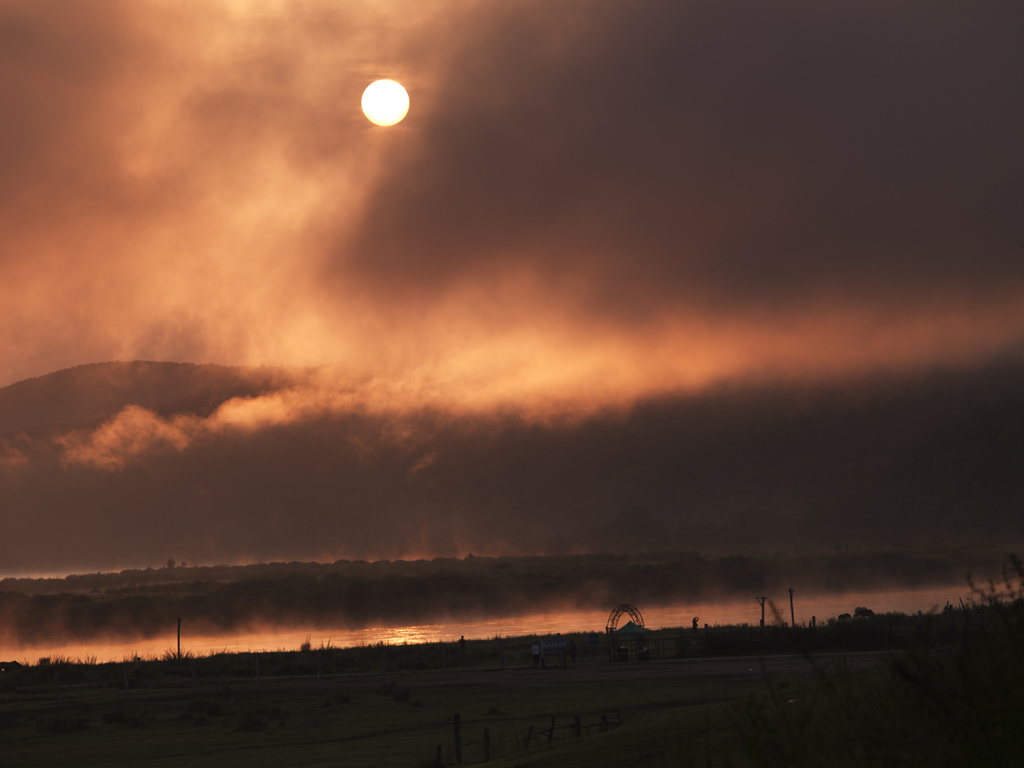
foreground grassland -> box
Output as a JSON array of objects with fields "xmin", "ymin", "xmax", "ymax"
[{"xmin": 0, "ymin": 646, "xmax": 854, "ymax": 768}]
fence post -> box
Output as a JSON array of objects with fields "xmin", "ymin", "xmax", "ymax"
[{"xmin": 454, "ymin": 712, "xmax": 462, "ymax": 764}]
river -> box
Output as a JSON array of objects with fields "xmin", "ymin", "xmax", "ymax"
[{"xmin": 9, "ymin": 584, "xmax": 972, "ymax": 665}]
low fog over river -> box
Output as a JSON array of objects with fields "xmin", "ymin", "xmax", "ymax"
[{"xmin": 10, "ymin": 585, "xmax": 968, "ymax": 666}]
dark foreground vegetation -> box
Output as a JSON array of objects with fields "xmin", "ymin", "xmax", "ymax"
[
  {"xmin": 736, "ymin": 555, "xmax": 1024, "ymax": 767},
  {"xmin": 1, "ymin": 557, "xmax": 1022, "ymax": 767},
  {"xmin": 0, "ymin": 547, "xmax": 1004, "ymax": 647}
]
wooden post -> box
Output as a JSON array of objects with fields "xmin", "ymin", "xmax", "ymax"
[
  {"xmin": 54, "ymin": 667, "xmax": 61, "ymax": 704},
  {"xmin": 454, "ymin": 712, "xmax": 462, "ymax": 764},
  {"xmin": 483, "ymin": 727, "xmax": 490, "ymax": 762},
  {"xmin": 256, "ymin": 654, "xmax": 260, "ymax": 685},
  {"xmin": 523, "ymin": 725, "xmax": 534, "ymax": 750},
  {"xmin": 575, "ymin": 715, "xmax": 581, "ymax": 737},
  {"xmin": 789, "ymin": 588, "xmax": 796, "ymax": 628},
  {"xmin": 756, "ymin": 596, "xmax": 767, "ymax": 628},
  {"xmin": 177, "ymin": 617, "xmax": 182, "ymax": 660},
  {"xmin": 191, "ymin": 658, "xmax": 197, "ymax": 691},
  {"xmin": 811, "ymin": 615, "xmax": 816, "ymax": 629},
  {"xmin": 547, "ymin": 715, "xmax": 556, "ymax": 743},
  {"xmin": 123, "ymin": 662, "xmax": 130, "ymax": 697}
]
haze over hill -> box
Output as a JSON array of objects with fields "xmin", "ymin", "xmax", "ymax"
[
  {"xmin": 0, "ymin": 361, "xmax": 302, "ymax": 436},
  {"xmin": 2, "ymin": 360, "xmax": 1022, "ymax": 575}
]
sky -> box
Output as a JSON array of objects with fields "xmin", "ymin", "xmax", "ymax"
[
  {"xmin": 3, "ymin": 0, "xmax": 1023, "ymax": 407},
  {"xmin": 2, "ymin": 1, "xmax": 1024, "ymax": 573}
]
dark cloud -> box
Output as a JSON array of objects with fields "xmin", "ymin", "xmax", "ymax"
[{"xmin": 344, "ymin": 0, "xmax": 1024, "ymax": 317}]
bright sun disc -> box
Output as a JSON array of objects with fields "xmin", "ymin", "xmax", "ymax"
[{"xmin": 361, "ymin": 80, "xmax": 410, "ymax": 126}]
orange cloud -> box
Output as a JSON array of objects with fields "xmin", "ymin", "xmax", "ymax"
[
  {"xmin": 49, "ymin": 286, "xmax": 1024, "ymax": 472},
  {"xmin": 56, "ymin": 405, "xmax": 197, "ymax": 471},
  {"xmin": 1, "ymin": 0, "xmax": 1022, "ymax": 417},
  {"xmin": 0, "ymin": 439, "xmax": 30, "ymax": 472}
]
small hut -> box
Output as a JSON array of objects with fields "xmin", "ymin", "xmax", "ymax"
[
  {"xmin": 606, "ymin": 604, "xmax": 659, "ymax": 661},
  {"xmin": 610, "ymin": 620, "xmax": 653, "ymax": 661}
]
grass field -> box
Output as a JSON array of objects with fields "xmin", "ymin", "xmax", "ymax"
[{"xmin": 2, "ymin": 645, "xmax": 859, "ymax": 768}]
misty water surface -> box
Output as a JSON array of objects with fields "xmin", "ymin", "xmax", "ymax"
[{"xmin": 10, "ymin": 585, "xmax": 969, "ymax": 665}]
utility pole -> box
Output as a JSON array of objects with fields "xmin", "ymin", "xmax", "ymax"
[
  {"xmin": 788, "ymin": 588, "xmax": 795, "ymax": 628},
  {"xmin": 756, "ymin": 596, "xmax": 767, "ymax": 628}
]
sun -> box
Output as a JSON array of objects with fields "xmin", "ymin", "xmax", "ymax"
[{"xmin": 361, "ymin": 80, "xmax": 410, "ymax": 126}]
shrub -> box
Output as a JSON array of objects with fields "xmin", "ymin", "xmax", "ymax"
[
  {"xmin": 37, "ymin": 715, "xmax": 89, "ymax": 734},
  {"xmin": 735, "ymin": 555, "xmax": 1024, "ymax": 767}
]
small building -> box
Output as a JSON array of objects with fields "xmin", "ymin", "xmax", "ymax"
[{"xmin": 610, "ymin": 620, "xmax": 653, "ymax": 661}]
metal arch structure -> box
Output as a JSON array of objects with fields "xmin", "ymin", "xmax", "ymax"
[{"xmin": 605, "ymin": 604, "xmax": 645, "ymax": 633}]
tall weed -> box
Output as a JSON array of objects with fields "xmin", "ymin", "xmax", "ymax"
[{"xmin": 735, "ymin": 555, "xmax": 1024, "ymax": 767}]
